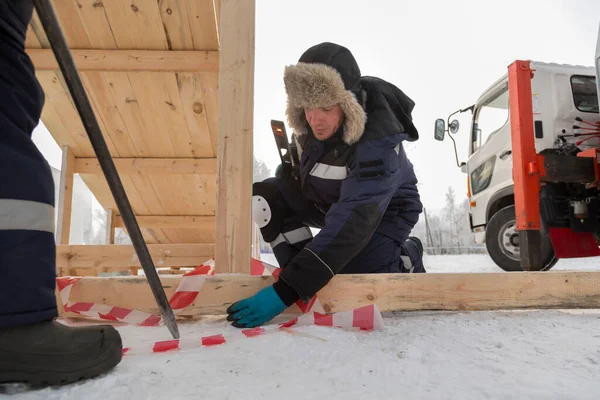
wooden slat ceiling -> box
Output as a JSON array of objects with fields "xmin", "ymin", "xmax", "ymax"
[{"xmin": 25, "ymin": 0, "xmax": 221, "ymax": 245}]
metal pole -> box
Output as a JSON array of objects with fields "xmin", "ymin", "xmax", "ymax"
[
  {"xmin": 33, "ymin": 0, "xmax": 179, "ymax": 339},
  {"xmin": 507, "ymin": 60, "xmax": 542, "ymax": 271}
]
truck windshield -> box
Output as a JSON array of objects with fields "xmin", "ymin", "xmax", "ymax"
[
  {"xmin": 472, "ymin": 87, "xmax": 509, "ymax": 153},
  {"xmin": 571, "ymin": 75, "xmax": 598, "ymax": 113}
]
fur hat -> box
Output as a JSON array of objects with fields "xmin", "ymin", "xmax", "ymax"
[{"xmin": 284, "ymin": 42, "xmax": 367, "ymax": 145}]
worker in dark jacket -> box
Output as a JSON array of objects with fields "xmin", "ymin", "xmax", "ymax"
[
  {"xmin": 0, "ymin": 0, "xmax": 122, "ymax": 386},
  {"xmin": 227, "ymin": 42, "xmax": 425, "ymax": 328}
]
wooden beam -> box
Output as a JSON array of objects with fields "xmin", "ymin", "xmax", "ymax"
[
  {"xmin": 215, "ymin": 0, "xmax": 255, "ymax": 273},
  {"xmin": 61, "ymin": 271, "xmax": 600, "ymax": 319},
  {"xmin": 74, "ymin": 158, "xmax": 217, "ymax": 175},
  {"xmin": 26, "ymin": 49, "xmax": 219, "ymax": 72},
  {"xmin": 114, "ymin": 215, "xmax": 215, "ymax": 229},
  {"xmin": 56, "ymin": 244, "xmax": 215, "ymax": 269},
  {"xmin": 55, "ymin": 145, "xmax": 74, "ymax": 245}
]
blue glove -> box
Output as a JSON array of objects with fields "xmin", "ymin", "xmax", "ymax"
[{"xmin": 226, "ymin": 286, "xmax": 287, "ymax": 328}]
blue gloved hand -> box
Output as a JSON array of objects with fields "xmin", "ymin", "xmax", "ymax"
[{"xmin": 226, "ymin": 286, "xmax": 287, "ymax": 328}]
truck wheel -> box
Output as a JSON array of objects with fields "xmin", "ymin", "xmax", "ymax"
[{"xmin": 485, "ymin": 205, "xmax": 557, "ymax": 272}]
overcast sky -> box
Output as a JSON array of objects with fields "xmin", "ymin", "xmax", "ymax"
[{"xmin": 34, "ymin": 0, "xmax": 600, "ymax": 213}]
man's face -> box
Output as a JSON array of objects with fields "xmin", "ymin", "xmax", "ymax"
[{"xmin": 304, "ymin": 104, "xmax": 344, "ymax": 141}]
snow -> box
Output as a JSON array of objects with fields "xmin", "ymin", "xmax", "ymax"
[
  {"xmin": 260, "ymin": 252, "xmax": 600, "ymax": 273},
  {"xmin": 4, "ymin": 254, "xmax": 600, "ymax": 399}
]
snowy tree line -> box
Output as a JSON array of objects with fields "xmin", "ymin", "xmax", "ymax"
[{"xmin": 410, "ymin": 187, "xmax": 486, "ymax": 255}]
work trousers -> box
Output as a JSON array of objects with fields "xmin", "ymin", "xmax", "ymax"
[
  {"xmin": 254, "ymin": 175, "xmax": 425, "ymax": 274},
  {"xmin": 0, "ymin": 0, "xmax": 58, "ymax": 328}
]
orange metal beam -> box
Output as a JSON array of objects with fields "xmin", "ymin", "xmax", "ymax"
[{"xmin": 508, "ymin": 60, "xmax": 542, "ymax": 271}]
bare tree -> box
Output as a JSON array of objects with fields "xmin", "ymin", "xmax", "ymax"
[
  {"xmin": 253, "ymin": 156, "xmax": 272, "ymax": 183},
  {"xmin": 416, "ymin": 187, "xmax": 482, "ymax": 255}
]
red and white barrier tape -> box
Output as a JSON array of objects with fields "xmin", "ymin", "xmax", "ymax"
[
  {"xmin": 57, "ymin": 258, "xmax": 384, "ymax": 355},
  {"xmin": 123, "ymin": 303, "xmax": 384, "ymax": 356}
]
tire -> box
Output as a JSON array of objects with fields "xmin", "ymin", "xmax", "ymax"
[{"xmin": 485, "ymin": 205, "xmax": 557, "ymax": 272}]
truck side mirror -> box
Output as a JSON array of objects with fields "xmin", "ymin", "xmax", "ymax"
[
  {"xmin": 449, "ymin": 119, "xmax": 460, "ymax": 134},
  {"xmin": 434, "ymin": 119, "xmax": 445, "ymax": 141}
]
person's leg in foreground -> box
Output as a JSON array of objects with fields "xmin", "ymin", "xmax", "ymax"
[{"xmin": 0, "ymin": 0, "xmax": 122, "ymax": 386}]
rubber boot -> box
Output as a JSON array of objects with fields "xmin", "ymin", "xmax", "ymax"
[
  {"xmin": 0, "ymin": 320, "xmax": 122, "ymax": 386},
  {"xmin": 400, "ymin": 237, "xmax": 426, "ymax": 273}
]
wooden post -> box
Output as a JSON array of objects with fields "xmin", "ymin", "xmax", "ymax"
[
  {"xmin": 215, "ymin": 0, "xmax": 255, "ymax": 274},
  {"xmin": 55, "ymin": 145, "xmax": 74, "ymax": 247},
  {"xmin": 105, "ymin": 208, "xmax": 115, "ymax": 244}
]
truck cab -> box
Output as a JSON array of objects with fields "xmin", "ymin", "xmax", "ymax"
[{"xmin": 435, "ymin": 61, "xmax": 599, "ymax": 271}]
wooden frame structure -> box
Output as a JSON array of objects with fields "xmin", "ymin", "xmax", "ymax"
[
  {"xmin": 26, "ymin": 3, "xmax": 599, "ymax": 318},
  {"xmin": 27, "ymin": 0, "xmax": 253, "ymax": 275}
]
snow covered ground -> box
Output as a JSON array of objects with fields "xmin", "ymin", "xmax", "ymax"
[
  {"xmin": 261, "ymin": 252, "xmax": 600, "ymax": 273},
  {"xmin": 4, "ymin": 254, "xmax": 600, "ymax": 399}
]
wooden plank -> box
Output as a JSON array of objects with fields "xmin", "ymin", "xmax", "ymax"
[
  {"xmin": 215, "ymin": 0, "xmax": 255, "ymax": 273},
  {"xmin": 81, "ymin": 174, "xmax": 176, "ymax": 245},
  {"xmin": 102, "ymin": 0, "xmax": 169, "ymax": 51},
  {"xmin": 158, "ymin": 0, "xmax": 195, "ymax": 50},
  {"xmin": 51, "ymin": 0, "xmax": 91, "ymax": 48},
  {"xmin": 36, "ymin": 72, "xmax": 95, "ymax": 156},
  {"xmin": 80, "ymin": 72, "xmax": 139, "ymax": 157},
  {"xmin": 27, "ymin": 49, "xmax": 219, "ymax": 73},
  {"xmin": 182, "ymin": 174, "xmax": 216, "ymax": 216},
  {"xmin": 125, "ymin": 73, "xmax": 179, "ymax": 157},
  {"xmin": 74, "ymin": 157, "xmax": 217, "ymax": 174},
  {"xmin": 62, "ymin": 271, "xmax": 600, "ymax": 319},
  {"xmin": 56, "ymin": 146, "xmax": 75, "ymax": 245},
  {"xmin": 127, "ymin": 175, "xmax": 167, "ymax": 218},
  {"xmin": 115, "ymin": 215, "xmax": 215, "ymax": 228},
  {"xmin": 80, "ymin": 175, "xmax": 149, "ymax": 216},
  {"xmin": 176, "ymin": 72, "xmax": 215, "ymax": 158},
  {"xmin": 56, "ymin": 244, "xmax": 215, "ymax": 269},
  {"xmin": 72, "ymin": 0, "xmax": 118, "ymax": 49},
  {"xmin": 148, "ymin": 174, "xmax": 195, "ymax": 214},
  {"xmin": 38, "ymin": 93, "xmax": 81, "ymax": 151},
  {"xmin": 102, "ymin": 72, "xmax": 154, "ymax": 157},
  {"xmin": 186, "ymin": 0, "xmax": 219, "ymax": 51},
  {"xmin": 159, "ymin": 227, "xmax": 215, "ymax": 244},
  {"xmin": 132, "ymin": 72, "xmax": 199, "ymax": 158},
  {"xmin": 198, "ymin": 72, "xmax": 219, "ymax": 156}
]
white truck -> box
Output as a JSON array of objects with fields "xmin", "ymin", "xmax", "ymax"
[{"xmin": 434, "ymin": 56, "xmax": 599, "ymax": 271}]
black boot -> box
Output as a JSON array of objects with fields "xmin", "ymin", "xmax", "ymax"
[
  {"xmin": 0, "ymin": 320, "xmax": 122, "ymax": 386},
  {"xmin": 400, "ymin": 237, "xmax": 426, "ymax": 273}
]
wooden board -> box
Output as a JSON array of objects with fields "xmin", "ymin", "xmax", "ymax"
[
  {"xmin": 62, "ymin": 271, "xmax": 600, "ymax": 318},
  {"xmin": 115, "ymin": 215, "xmax": 215, "ymax": 228},
  {"xmin": 57, "ymin": 244, "xmax": 215, "ymax": 269},
  {"xmin": 55, "ymin": 146, "xmax": 75, "ymax": 245},
  {"xmin": 27, "ymin": 49, "xmax": 219, "ymax": 72},
  {"xmin": 74, "ymin": 158, "xmax": 217, "ymax": 175},
  {"xmin": 214, "ymin": 0, "xmax": 255, "ymax": 273}
]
